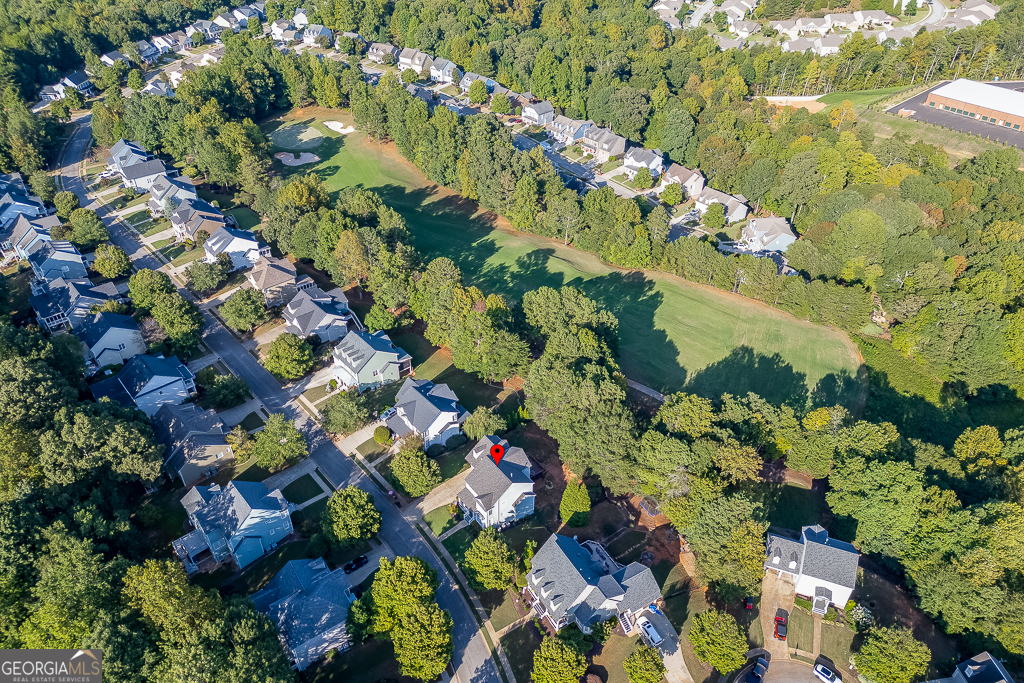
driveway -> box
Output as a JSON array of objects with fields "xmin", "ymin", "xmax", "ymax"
[
  {"xmin": 760, "ymin": 571, "xmax": 796, "ymax": 660},
  {"xmin": 416, "ymin": 468, "xmax": 471, "ymax": 516},
  {"xmin": 643, "ymin": 610, "xmax": 695, "ymax": 683},
  {"xmin": 344, "ymin": 541, "xmax": 397, "ymax": 588},
  {"xmin": 886, "ymin": 80, "xmax": 1024, "ymax": 149},
  {"xmin": 763, "ymin": 659, "xmax": 820, "ymax": 682}
]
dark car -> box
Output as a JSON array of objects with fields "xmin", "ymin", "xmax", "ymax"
[
  {"xmin": 343, "ymin": 555, "xmax": 369, "ymax": 574},
  {"xmin": 774, "ymin": 616, "xmax": 788, "ymax": 641},
  {"xmin": 744, "ymin": 596, "xmax": 754, "ymax": 610},
  {"xmin": 745, "ymin": 657, "xmax": 769, "ymax": 683}
]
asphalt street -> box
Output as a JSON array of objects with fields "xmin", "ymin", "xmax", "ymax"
[
  {"xmin": 886, "ymin": 80, "xmax": 1024, "ymax": 149},
  {"xmin": 58, "ymin": 120, "xmax": 502, "ymax": 683}
]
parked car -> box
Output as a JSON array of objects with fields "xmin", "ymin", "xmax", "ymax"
[
  {"xmin": 744, "ymin": 596, "xmax": 754, "ymax": 610},
  {"xmin": 636, "ymin": 616, "xmax": 662, "ymax": 645},
  {"xmin": 813, "ymin": 664, "xmax": 837, "ymax": 682},
  {"xmin": 343, "ymin": 555, "xmax": 369, "ymax": 574},
  {"xmin": 745, "ymin": 657, "xmax": 769, "ymax": 683},
  {"xmin": 774, "ymin": 615, "xmax": 787, "ymax": 641}
]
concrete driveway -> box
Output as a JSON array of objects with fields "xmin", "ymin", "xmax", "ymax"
[
  {"xmin": 760, "ymin": 571, "xmax": 796, "ymax": 660},
  {"xmin": 344, "ymin": 541, "xmax": 396, "ymax": 588},
  {"xmin": 642, "ymin": 611, "xmax": 695, "ymax": 683},
  {"xmin": 763, "ymin": 659, "xmax": 820, "ymax": 682}
]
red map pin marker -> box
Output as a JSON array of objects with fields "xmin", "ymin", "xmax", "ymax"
[{"xmin": 490, "ymin": 444, "xmax": 505, "ymax": 464}]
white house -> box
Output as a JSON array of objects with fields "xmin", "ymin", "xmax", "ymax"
[
  {"xmin": 203, "ymin": 225, "xmax": 270, "ymax": 270},
  {"xmin": 740, "ymin": 217, "xmax": 797, "ymax": 252},
  {"xmin": 100, "ymin": 51, "xmax": 129, "ymax": 67},
  {"xmin": 824, "ymin": 12, "xmax": 859, "ymax": 30},
  {"xmin": 4, "ymin": 213, "xmax": 57, "ymax": 260},
  {"xmin": 623, "ymin": 147, "xmax": 665, "ymax": 180},
  {"xmin": 732, "ymin": 20, "xmax": 760, "ymax": 39},
  {"xmin": 652, "ymin": 0, "xmax": 686, "ymax": 29},
  {"xmin": 173, "ymin": 480, "xmax": 292, "ymax": 573},
  {"xmin": 0, "ymin": 173, "xmax": 46, "ymax": 229},
  {"xmin": 251, "ymin": 559, "xmax": 355, "ymax": 671},
  {"xmin": 782, "ymin": 38, "xmax": 816, "ymax": 53},
  {"xmin": 302, "ymin": 24, "xmax": 333, "ymax": 46},
  {"xmin": 165, "ymin": 62, "xmax": 197, "ymax": 89},
  {"xmin": 922, "ymin": 653, "xmax": 1014, "ymax": 683},
  {"xmin": 547, "ymin": 116, "xmax": 593, "ymax": 145},
  {"xmin": 293, "ymin": 7, "xmax": 310, "ymax": 28},
  {"xmin": 398, "ymin": 48, "xmax": 433, "ymax": 74},
  {"xmin": 270, "ymin": 19, "xmax": 296, "ymax": 41},
  {"xmin": 429, "ymin": 58, "xmax": 462, "ymax": 85},
  {"xmin": 853, "ymin": 9, "xmax": 894, "ymax": 26},
  {"xmin": 121, "ymin": 159, "xmax": 169, "ymax": 191},
  {"xmin": 770, "ymin": 20, "xmax": 801, "ymax": 39},
  {"xmin": 140, "ymin": 81, "xmax": 174, "ymax": 97},
  {"xmin": 367, "ymin": 42, "xmax": 399, "ymax": 63},
  {"xmin": 282, "ymin": 285, "xmax": 361, "ymax": 341},
  {"xmin": 187, "ymin": 20, "xmax": 224, "ymax": 42},
  {"xmin": 814, "ymin": 34, "xmax": 846, "ymax": 55},
  {"xmin": 384, "ymin": 377, "xmax": 469, "ymax": 450},
  {"xmin": 232, "ymin": 6, "xmax": 258, "ymax": 27},
  {"xmin": 152, "ymin": 31, "xmax": 192, "ymax": 54},
  {"xmin": 90, "ymin": 354, "xmax": 197, "ymax": 416},
  {"xmin": 662, "ymin": 163, "xmax": 706, "ymax": 198},
  {"xmin": 457, "ymin": 436, "xmax": 536, "ymax": 529},
  {"xmin": 79, "ymin": 311, "xmax": 147, "ymax": 369},
  {"xmin": 523, "ymin": 101, "xmax": 555, "ymax": 126},
  {"xmin": 213, "ymin": 12, "xmax": 241, "ymax": 33},
  {"xmin": 765, "ymin": 525, "xmax": 859, "ymax": 614},
  {"xmin": 148, "ymin": 174, "xmax": 197, "ymax": 217},
  {"xmin": 695, "ymin": 187, "xmax": 749, "ymax": 222}
]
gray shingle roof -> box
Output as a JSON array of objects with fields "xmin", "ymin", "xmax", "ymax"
[
  {"xmin": 27, "ymin": 240, "xmax": 84, "ymax": 270},
  {"xmin": 121, "ymin": 159, "xmax": 167, "ymax": 180},
  {"xmin": 463, "ymin": 436, "xmax": 532, "ymax": 503},
  {"xmin": 284, "ymin": 285, "xmax": 350, "ymax": 337},
  {"xmin": 204, "ymin": 225, "xmax": 261, "ymax": 257},
  {"xmin": 9, "ymin": 213, "xmax": 59, "ymax": 251},
  {"xmin": 31, "ymin": 277, "xmax": 116, "ymax": 320},
  {"xmin": 166, "ymin": 433, "xmax": 232, "ymax": 475},
  {"xmin": 528, "ymin": 101, "xmax": 554, "ymax": 116},
  {"xmin": 188, "ymin": 480, "xmax": 287, "ymax": 537},
  {"xmin": 332, "ymin": 329, "xmax": 410, "ymax": 375},
  {"xmin": 765, "ymin": 525, "xmax": 859, "ymax": 589},
  {"xmin": 625, "ymin": 147, "xmax": 663, "ymax": 167},
  {"xmin": 153, "ymin": 402, "xmax": 226, "ymax": 466},
  {"xmin": 78, "ymin": 311, "xmax": 138, "ymax": 349},
  {"xmin": 117, "ymin": 354, "xmax": 190, "ymax": 398},
  {"xmin": 953, "ymin": 652, "xmax": 1013, "ymax": 683},
  {"xmin": 386, "ymin": 377, "xmax": 466, "ymax": 435},
  {"xmin": 251, "ymin": 558, "xmax": 353, "ymax": 656},
  {"xmin": 249, "ymin": 256, "xmax": 297, "ymax": 290}
]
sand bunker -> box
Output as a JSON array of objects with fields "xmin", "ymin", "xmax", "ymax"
[
  {"xmin": 274, "ymin": 152, "xmax": 321, "ymax": 166},
  {"xmin": 323, "ymin": 121, "xmax": 356, "ymax": 135}
]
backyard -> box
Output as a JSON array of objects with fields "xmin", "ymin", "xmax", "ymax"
[{"xmin": 262, "ymin": 109, "xmax": 865, "ymax": 409}]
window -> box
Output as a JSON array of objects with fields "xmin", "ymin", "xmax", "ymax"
[
  {"xmin": 215, "ymin": 451, "xmax": 224, "ymax": 459},
  {"xmin": 982, "ymin": 116, "xmax": 989, "ymax": 122},
  {"xmin": 118, "ymin": 343, "xmax": 126, "ymax": 350},
  {"xmin": 1016, "ymin": 124, "xmax": 1021, "ymax": 130},
  {"xmin": 944, "ymin": 105, "xmax": 950, "ymax": 111},
  {"xmin": 929, "ymin": 101, "xmax": 935, "ymax": 107}
]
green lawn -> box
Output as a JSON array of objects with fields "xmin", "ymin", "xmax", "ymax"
[
  {"xmin": 292, "ymin": 495, "xmax": 330, "ymax": 528},
  {"xmin": 500, "ymin": 625, "xmax": 542, "ymax": 683},
  {"xmin": 765, "ymin": 483, "xmax": 827, "ymax": 532},
  {"xmin": 303, "ymin": 383, "xmax": 332, "ymax": 404},
  {"xmin": 232, "ymin": 460, "xmax": 274, "ymax": 483},
  {"xmin": 605, "ymin": 529, "xmax": 648, "ymax": 564},
  {"xmin": 500, "ymin": 514, "xmax": 551, "ymax": 556},
  {"xmin": 281, "ymin": 473, "xmax": 325, "ymax": 504},
  {"xmin": 160, "ymin": 243, "xmax": 205, "ymax": 266},
  {"xmin": 356, "ymin": 437, "xmax": 388, "ymax": 459},
  {"xmin": 227, "ymin": 206, "xmax": 261, "ymax": 231},
  {"xmin": 239, "ymin": 411, "xmax": 266, "ymax": 431},
  {"xmin": 652, "ymin": 560, "xmax": 690, "ymax": 597},
  {"xmin": 141, "ymin": 219, "xmax": 170, "ymax": 236},
  {"xmin": 591, "ymin": 634, "xmax": 644, "ymax": 683},
  {"xmin": 820, "ymin": 623, "xmax": 856, "ymax": 670},
  {"xmin": 434, "ymin": 441, "xmax": 471, "ymax": 481},
  {"xmin": 789, "ymin": 609, "xmax": 815, "ymax": 652},
  {"xmin": 441, "ymin": 527, "xmax": 475, "ymax": 565},
  {"xmin": 665, "ymin": 590, "xmax": 715, "ymax": 683},
  {"xmin": 817, "ymin": 85, "xmax": 912, "ymax": 111},
  {"xmin": 423, "ymin": 505, "xmax": 459, "ymax": 536},
  {"xmin": 264, "ymin": 111, "xmax": 864, "ymax": 409},
  {"xmin": 484, "ymin": 588, "xmax": 522, "ymax": 632},
  {"xmin": 125, "ymin": 208, "xmax": 149, "ymax": 223}
]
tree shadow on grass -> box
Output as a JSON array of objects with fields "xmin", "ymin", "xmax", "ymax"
[{"xmin": 686, "ymin": 346, "xmax": 809, "ymax": 410}]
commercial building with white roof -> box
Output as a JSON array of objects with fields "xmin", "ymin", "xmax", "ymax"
[{"xmin": 924, "ymin": 79, "xmax": 1024, "ymax": 132}]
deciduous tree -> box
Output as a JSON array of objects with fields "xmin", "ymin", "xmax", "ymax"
[
  {"xmin": 252, "ymin": 414, "xmax": 307, "ymax": 469},
  {"xmin": 263, "ymin": 333, "xmax": 314, "ymax": 379},
  {"xmin": 324, "ymin": 486, "xmax": 381, "ymax": 547},
  {"xmin": 688, "ymin": 609, "xmax": 747, "ymax": 673},
  {"xmin": 220, "ymin": 288, "xmax": 269, "ymax": 331},
  {"xmin": 559, "ymin": 480, "xmax": 591, "ymax": 527},
  {"xmin": 464, "ymin": 528, "xmax": 515, "ymax": 590},
  {"xmin": 855, "ymin": 627, "xmax": 930, "ymax": 683},
  {"xmin": 532, "ymin": 637, "xmax": 586, "ymax": 683}
]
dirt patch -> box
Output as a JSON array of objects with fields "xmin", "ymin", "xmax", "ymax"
[{"xmin": 765, "ymin": 97, "xmax": 829, "ymax": 114}]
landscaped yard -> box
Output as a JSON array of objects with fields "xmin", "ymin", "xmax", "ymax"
[
  {"xmin": 262, "ymin": 109, "xmax": 864, "ymax": 409},
  {"xmin": 227, "ymin": 206, "xmax": 261, "ymax": 231},
  {"xmin": 141, "ymin": 219, "xmax": 170, "ymax": 236},
  {"xmin": 663, "ymin": 589, "xmax": 715, "ymax": 683},
  {"xmin": 306, "ymin": 638, "xmax": 416, "ymax": 683},
  {"xmin": 652, "ymin": 560, "xmax": 690, "ymax": 597},
  {"xmin": 434, "ymin": 441, "xmax": 471, "ymax": 481},
  {"xmin": 789, "ymin": 609, "xmax": 815, "ymax": 652},
  {"xmin": 440, "ymin": 526, "xmax": 475, "ymax": 565},
  {"xmin": 590, "ymin": 634, "xmax": 644, "ymax": 683},
  {"xmin": 302, "ymin": 383, "xmax": 332, "ymax": 405},
  {"xmin": 500, "ymin": 513, "xmax": 551, "ymax": 556},
  {"xmin": 817, "ymin": 85, "xmax": 912, "ymax": 111},
  {"xmin": 499, "ymin": 625, "xmax": 542, "ymax": 683},
  {"xmin": 356, "ymin": 437, "xmax": 388, "ymax": 459},
  {"xmin": 239, "ymin": 411, "xmax": 266, "ymax": 431},
  {"xmin": 482, "ymin": 588, "xmax": 522, "ymax": 632},
  {"xmin": 281, "ymin": 473, "xmax": 325, "ymax": 504},
  {"xmin": 820, "ymin": 623, "xmax": 856, "ymax": 670},
  {"xmin": 423, "ymin": 505, "xmax": 459, "ymax": 537}
]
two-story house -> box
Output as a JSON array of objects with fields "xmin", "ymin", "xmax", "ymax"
[
  {"xmin": 582, "ymin": 127, "xmax": 627, "ymax": 164},
  {"xmin": 661, "ymin": 164, "xmax": 706, "ymax": 198},
  {"xmin": 246, "ymin": 256, "xmax": 315, "ymax": 307},
  {"xmin": 106, "ymin": 139, "xmax": 151, "ymax": 175},
  {"xmin": 384, "ymin": 377, "xmax": 469, "ymax": 449},
  {"xmin": 120, "ymin": 159, "xmax": 169, "ymax": 191},
  {"xmin": 171, "ymin": 198, "xmax": 227, "ymax": 242},
  {"xmin": 61, "ymin": 71, "xmax": 95, "ymax": 97},
  {"xmin": 152, "ymin": 31, "xmax": 193, "ymax": 54},
  {"xmin": 100, "ymin": 51, "xmax": 129, "ymax": 67},
  {"xmin": 429, "ymin": 58, "xmax": 462, "ymax": 85},
  {"xmin": 173, "ymin": 480, "xmax": 292, "ymax": 573},
  {"xmin": 525, "ymin": 534, "xmax": 662, "ymax": 635},
  {"xmin": 547, "ymin": 117, "xmax": 593, "ymax": 145},
  {"xmin": 4, "ymin": 213, "xmax": 58, "ymax": 260},
  {"xmin": 154, "ymin": 402, "xmax": 233, "ymax": 485},
  {"xmin": 27, "ymin": 241, "xmax": 87, "ymax": 282},
  {"xmin": 187, "ymin": 20, "xmax": 223, "ymax": 42},
  {"xmin": 202, "ymin": 225, "xmax": 270, "ymax": 271},
  {"xmin": 622, "ymin": 147, "xmax": 665, "ymax": 181},
  {"xmin": 458, "ymin": 436, "xmax": 536, "ymax": 528},
  {"xmin": 90, "ymin": 354, "xmax": 197, "ymax": 416},
  {"xmin": 922, "ymin": 653, "xmax": 1014, "ymax": 683},
  {"xmin": 283, "ymin": 285, "xmax": 361, "ymax": 341},
  {"xmin": 331, "ymin": 330, "xmax": 412, "ymax": 393},
  {"xmin": 765, "ymin": 525, "xmax": 859, "ymax": 614},
  {"xmin": 303, "ymin": 24, "xmax": 334, "ymax": 46},
  {"xmin": 136, "ymin": 40, "xmax": 160, "ymax": 64},
  {"xmin": 293, "ymin": 7, "xmax": 310, "ymax": 27},
  {"xmin": 694, "ymin": 187, "xmax": 749, "ymax": 223},
  {"xmin": 232, "ymin": 6, "xmax": 259, "ymax": 27},
  {"xmin": 398, "ymin": 48, "xmax": 433, "ymax": 74},
  {"xmin": 30, "ymin": 278, "xmax": 122, "ymax": 332},
  {"xmin": 523, "ymin": 101, "xmax": 555, "ymax": 126},
  {"xmin": 79, "ymin": 311, "xmax": 147, "ymax": 369},
  {"xmin": 367, "ymin": 42, "xmax": 399, "ymax": 63},
  {"xmin": 740, "ymin": 217, "xmax": 797, "ymax": 253},
  {"xmin": 148, "ymin": 174, "xmax": 197, "ymax": 217},
  {"xmin": 251, "ymin": 558, "xmax": 355, "ymax": 670},
  {"xmin": 270, "ymin": 19, "xmax": 296, "ymax": 41},
  {"xmin": 0, "ymin": 173, "xmax": 46, "ymax": 229}
]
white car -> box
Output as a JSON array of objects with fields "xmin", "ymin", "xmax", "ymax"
[
  {"xmin": 636, "ymin": 616, "xmax": 662, "ymax": 645},
  {"xmin": 813, "ymin": 664, "xmax": 837, "ymax": 682}
]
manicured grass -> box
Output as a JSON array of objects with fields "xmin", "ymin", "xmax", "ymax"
[
  {"xmin": 501, "ymin": 514, "xmax": 551, "ymax": 557},
  {"xmin": 441, "ymin": 526, "xmax": 475, "ymax": 565},
  {"xmin": 484, "ymin": 588, "xmax": 522, "ymax": 632},
  {"xmin": 263, "ymin": 111, "xmax": 864, "ymax": 408},
  {"xmin": 605, "ymin": 529, "xmax": 648, "ymax": 564},
  {"xmin": 161, "ymin": 244, "xmax": 205, "ymax": 266},
  {"xmin": 430, "ymin": 364, "xmax": 502, "ymax": 413},
  {"xmin": 302, "ymin": 383, "xmax": 332, "ymax": 404},
  {"xmin": 592, "ymin": 634, "xmax": 644, "ymax": 683},
  {"xmin": 652, "ymin": 560, "xmax": 690, "ymax": 597},
  {"xmin": 423, "ymin": 505, "xmax": 459, "ymax": 537},
  {"xmin": 667, "ymin": 589, "xmax": 716, "ymax": 683},
  {"xmin": 239, "ymin": 411, "xmax": 266, "ymax": 431},
  {"xmin": 435, "ymin": 441, "xmax": 472, "ymax": 481},
  {"xmin": 232, "ymin": 460, "xmax": 274, "ymax": 482},
  {"xmin": 499, "ymin": 625, "xmax": 542, "ymax": 683},
  {"xmin": 293, "ymin": 495, "xmax": 330, "ymax": 527},
  {"xmin": 3, "ymin": 268, "xmax": 33, "ymax": 322},
  {"xmin": 141, "ymin": 219, "xmax": 170, "ymax": 236},
  {"xmin": 227, "ymin": 206, "xmax": 261, "ymax": 231},
  {"xmin": 356, "ymin": 437, "xmax": 388, "ymax": 459},
  {"xmin": 281, "ymin": 473, "xmax": 325, "ymax": 504},
  {"xmin": 390, "ymin": 331, "xmax": 441, "ymax": 370},
  {"xmin": 231, "ymin": 540, "xmax": 310, "ymax": 594},
  {"xmin": 153, "ymin": 238, "xmax": 170, "ymax": 249},
  {"xmin": 789, "ymin": 608, "xmax": 815, "ymax": 652},
  {"xmin": 820, "ymin": 623, "xmax": 856, "ymax": 670},
  {"xmin": 817, "ymin": 85, "xmax": 913, "ymax": 111},
  {"xmin": 765, "ymin": 483, "xmax": 826, "ymax": 532}
]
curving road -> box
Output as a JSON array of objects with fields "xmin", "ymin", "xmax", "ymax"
[{"xmin": 58, "ymin": 118, "xmax": 502, "ymax": 683}]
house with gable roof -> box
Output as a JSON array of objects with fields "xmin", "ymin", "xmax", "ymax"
[
  {"xmin": 661, "ymin": 164, "xmax": 706, "ymax": 198},
  {"xmin": 740, "ymin": 216, "xmax": 797, "ymax": 253},
  {"xmin": 293, "ymin": 7, "xmax": 310, "ymax": 27},
  {"xmin": 148, "ymin": 174, "xmax": 197, "ymax": 217},
  {"xmin": 525, "ymin": 534, "xmax": 662, "ymax": 635},
  {"xmin": 252, "ymin": 558, "xmax": 355, "ymax": 670},
  {"xmin": 106, "ymin": 139, "xmax": 151, "ymax": 175},
  {"xmin": 303, "ymin": 24, "xmax": 334, "ymax": 46},
  {"xmin": 121, "ymin": 159, "xmax": 170, "ymax": 191},
  {"xmin": 173, "ymin": 480, "xmax": 293, "ymax": 573},
  {"xmin": 141, "ymin": 81, "xmax": 175, "ymax": 97},
  {"xmin": 27, "ymin": 241, "xmax": 87, "ymax": 282},
  {"xmin": 30, "ymin": 277, "xmax": 122, "ymax": 331},
  {"xmin": 331, "ymin": 330, "xmax": 412, "ymax": 392},
  {"xmin": 458, "ymin": 436, "xmax": 536, "ymax": 528},
  {"xmin": 398, "ymin": 48, "xmax": 433, "ymax": 73},
  {"xmin": 367, "ymin": 42, "xmax": 400, "ymax": 63},
  {"xmin": 283, "ymin": 285, "xmax": 361, "ymax": 341},
  {"xmin": 384, "ymin": 377, "xmax": 470, "ymax": 449},
  {"xmin": 233, "ymin": 5, "xmax": 259, "ymax": 27},
  {"xmin": 3, "ymin": 213, "xmax": 58, "ymax": 260},
  {"xmin": 694, "ymin": 187, "xmax": 749, "ymax": 222},
  {"xmin": 765, "ymin": 525, "xmax": 859, "ymax": 614},
  {"xmin": 153, "ymin": 403, "xmax": 233, "ymax": 485},
  {"xmin": 90, "ymin": 354, "xmax": 197, "ymax": 416},
  {"xmin": 523, "ymin": 101, "xmax": 556, "ymax": 126},
  {"xmin": 78, "ymin": 311, "xmax": 146, "ymax": 368},
  {"xmin": 171, "ymin": 198, "xmax": 227, "ymax": 241},
  {"xmin": 581, "ymin": 126, "xmax": 627, "ymax": 164},
  {"xmin": 548, "ymin": 116, "xmax": 593, "ymax": 145},
  {"xmin": 623, "ymin": 147, "xmax": 665, "ymax": 181},
  {"xmin": 202, "ymin": 225, "xmax": 270, "ymax": 271},
  {"xmin": 0, "ymin": 174, "xmax": 46, "ymax": 229},
  {"xmin": 429, "ymin": 58, "xmax": 462, "ymax": 85},
  {"xmin": 136, "ymin": 40, "xmax": 160, "ymax": 64},
  {"xmin": 923, "ymin": 652, "xmax": 1014, "ymax": 683},
  {"xmin": 246, "ymin": 256, "xmax": 315, "ymax": 306}
]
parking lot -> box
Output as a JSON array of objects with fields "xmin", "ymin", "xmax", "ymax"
[{"xmin": 887, "ymin": 81, "xmax": 1024, "ymax": 149}]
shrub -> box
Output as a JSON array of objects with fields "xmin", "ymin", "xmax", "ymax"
[
  {"xmin": 321, "ymin": 390, "xmax": 371, "ymax": 435},
  {"xmin": 559, "ymin": 480, "xmax": 591, "ymax": 527},
  {"xmin": 389, "ymin": 439, "xmax": 440, "ymax": 497},
  {"xmin": 374, "ymin": 426, "xmax": 392, "ymax": 445}
]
